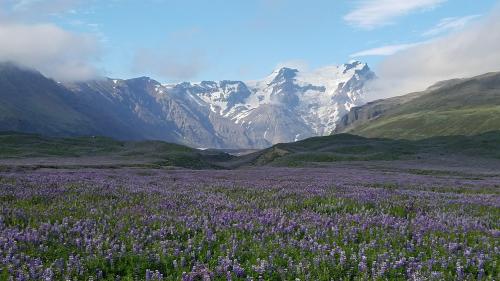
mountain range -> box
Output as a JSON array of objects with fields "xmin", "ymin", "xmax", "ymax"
[{"xmin": 0, "ymin": 61, "xmax": 374, "ymax": 148}]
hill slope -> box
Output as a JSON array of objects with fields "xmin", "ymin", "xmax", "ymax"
[
  {"xmin": 0, "ymin": 132, "xmax": 232, "ymax": 169},
  {"xmin": 335, "ymin": 72, "xmax": 500, "ymax": 139},
  {"xmin": 231, "ymin": 131, "xmax": 500, "ymax": 167},
  {"xmin": 0, "ymin": 63, "xmax": 99, "ymax": 136},
  {"xmin": 2, "ymin": 131, "xmax": 500, "ymax": 169}
]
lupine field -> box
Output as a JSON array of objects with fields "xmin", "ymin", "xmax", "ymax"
[{"xmin": 0, "ymin": 166, "xmax": 499, "ymax": 280}]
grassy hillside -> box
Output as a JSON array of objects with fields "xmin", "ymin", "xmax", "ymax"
[
  {"xmin": 3, "ymin": 130, "xmax": 500, "ymax": 169},
  {"xmin": 232, "ymin": 131, "xmax": 500, "ymax": 167},
  {"xmin": 0, "ymin": 132, "xmax": 233, "ymax": 169},
  {"xmin": 337, "ymin": 72, "xmax": 500, "ymax": 139},
  {"xmin": 354, "ymin": 106, "xmax": 500, "ymax": 139}
]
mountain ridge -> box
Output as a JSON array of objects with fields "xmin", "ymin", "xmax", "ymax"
[{"xmin": 0, "ymin": 61, "xmax": 374, "ymax": 148}]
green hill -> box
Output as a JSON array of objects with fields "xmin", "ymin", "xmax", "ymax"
[
  {"xmin": 231, "ymin": 131, "xmax": 500, "ymax": 167},
  {"xmin": 2, "ymin": 131, "xmax": 500, "ymax": 169},
  {"xmin": 336, "ymin": 72, "xmax": 500, "ymax": 139},
  {"xmin": 0, "ymin": 132, "xmax": 233, "ymax": 169}
]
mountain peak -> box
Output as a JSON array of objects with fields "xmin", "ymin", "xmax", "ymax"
[
  {"xmin": 125, "ymin": 76, "xmax": 161, "ymax": 87},
  {"xmin": 0, "ymin": 61, "xmax": 43, "ymax": 76},
  {"xmin": 341, "ymin": 60, "xmax": 367, "ymax": 73},
  {"xmin": 268, "ymin": 67, "xmax": 299, "ymax": 85},
  {"xmin": 346, "ymin": 60, "xmax": 363, "ymax": 66}
]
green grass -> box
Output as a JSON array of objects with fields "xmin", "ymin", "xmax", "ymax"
[
  {"xmin": 0, "ymin": 133, "xmax": 124, "ymax": 157},
  {"xmin": 235, "ymin": 131, "xmax": 500, "ymax": 166},
  {"xmin": 3, "ymin": 130, "xmax": 500, "ymax": 169},
  {"xmin": 352, "ymin": 106, "xmax": 500, "ymax": 140},
  {"xmin": 0, "ymin": 132, "xmax": 233, "ymax": 169}
]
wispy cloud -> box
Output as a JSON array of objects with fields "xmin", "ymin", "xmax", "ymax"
[
  {"xmin": 275, "ymin": 60, "xmax": 309, "ymax": 71},
  {"xmin": 422, "ymin": 14, "xmax": 481, "ymax": 37},
  {"xmin": 344, "ymin": 0, "xmax": 446, "ymax": 29},
  {"xmin": 350, "ymin": 42, "xmax": 423, "ymax": 57},
  {"xmin": 349, "ymin": 13, "xmax": 479, "ymax": 58},
  {"xmin": 2, "ymin": 0, "xmax": 86, "ymax": 20},
  {"xmin": 131, "ymin": 27, "xmax": 208, "ymax": 82},
  {"xmin": 367, "ymin": 8, "xmax": 500, "ymax": 100},
  {"xmin": 12, "ymin": 0, "xmax": 81, "ymax": 11},
  {"xmin": 132, "ymin": 48, "xmax": 206, "ymax": 82}
]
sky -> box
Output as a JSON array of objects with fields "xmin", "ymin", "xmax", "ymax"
[{"xmin": 0, "ymin": 0, "xmax": 499, "ymax": 97}]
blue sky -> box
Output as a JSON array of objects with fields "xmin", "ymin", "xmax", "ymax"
[{"xmin": 1, "ymin": 0, "xmax": 498, "ymax": 83}]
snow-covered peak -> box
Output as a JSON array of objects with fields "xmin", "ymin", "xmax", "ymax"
[
  {"xmin": 145, "ymin": 61, "xmax": 375, "ymax": 144},
  {"xmin": 172, "ymin": 80, "xmax": 253, "ymax": 116},
  {"xmin": 127, "ymin": 76, "xmax": 156, "ymax": 83},
  {"xmin": 267, "ymin": 67, "xmax": 299, "ymax": 85}
]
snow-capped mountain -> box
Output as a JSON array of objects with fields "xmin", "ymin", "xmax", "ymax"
[
  {"xmin": 176, "ymin": 60, "xmax": 375, "ymax": 146},
  {"xmin": 0, "ymin": 61, "xmax": 374, "ymax": 149}
]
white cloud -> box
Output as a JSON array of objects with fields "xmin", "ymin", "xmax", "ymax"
[
  {"xmin": 0, "ymin": 23, "xmax": 101, "ymax": 81},
  {"xmin": 0, "ymin": 0, "xmax": 102, "ymax": 81},
  {"xmin": 422, "ymin": 14, "xmax": 481, "ymax": 37},
  {"xmin": 367, "ymin": 8, "xmax": 500, "ymax": 100},
  {"xmin": 350, "ymin": 42, "xmax": 423, "ymax": 57},
  {"xmin": 344, "ymin": 0, "xmax": 446, "ymax": 29},
  {"xmin": 275, "ymin": 59, "xmax": 310, "ymax": 71}
]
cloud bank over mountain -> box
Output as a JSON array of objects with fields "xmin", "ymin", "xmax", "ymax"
[
  {"xmin": 0, "ymin": 0, "xmax": 102, "ymax": 81},
  {"xmin": 367, "ymin": 7, "xmax": 500, "ymax": 100},
  {"xmin": 0, "ymin": 23, "xmax": 101, "ymax": 81}
]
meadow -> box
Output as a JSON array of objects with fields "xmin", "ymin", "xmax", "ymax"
[{"xmin": 0, "ymin": 165, "xmax": 498, "ymax": 280}]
